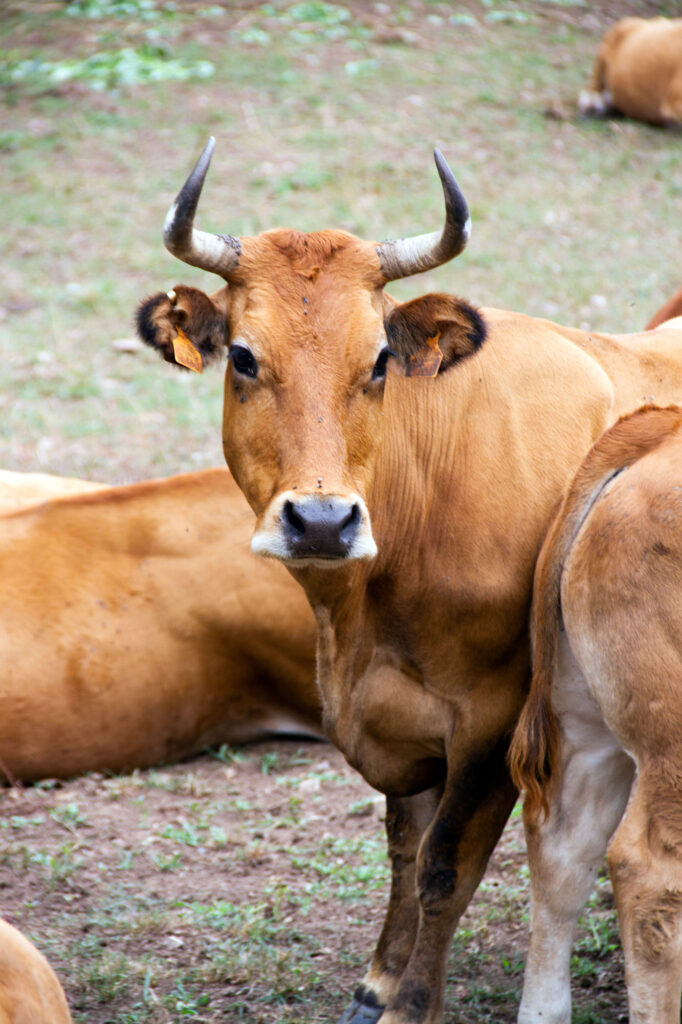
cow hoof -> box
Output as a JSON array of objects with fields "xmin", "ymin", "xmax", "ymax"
[{"xmin": 337, "ymin": 988, "xmax": 385, "ymax": 1024}]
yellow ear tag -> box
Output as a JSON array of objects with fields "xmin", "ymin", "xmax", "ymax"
[
  {"xmin": 172, "ymin": 327, "xmax": 203, "ymax": 374},
  {"xmin": 405, "ymin": 332, "xmax": 443, "ymax": 378}
]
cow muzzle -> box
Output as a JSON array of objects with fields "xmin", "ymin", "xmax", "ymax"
[{"xmin": 251, "ymin": 492, "xmax": 378, "ymax": 566}]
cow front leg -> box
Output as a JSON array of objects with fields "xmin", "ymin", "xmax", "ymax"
[
  {"xmin": 518, "ymin": 737, "xmax": 633, "ymax": 1024},
  {"xmin": 338, "ymin": 786, "xmax": 442, "ymax": 1024},
  {"xmin": 378, "ymin": 737, "xmax": 518, "ymax": 1024}
]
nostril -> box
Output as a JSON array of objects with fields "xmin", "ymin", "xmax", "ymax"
[
  {"xmin": 339, "ymin": 503, "xmax": 361, "ymax": 544},
  {"xmin": 282, "ymin": 500, "xmax": 306, "ymax": 540}
]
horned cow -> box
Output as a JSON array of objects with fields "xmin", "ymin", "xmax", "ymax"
[
  {"xmin": 0, "ymin": 468, "xmax": 319, "ymax": 783},
  {"xmin": 510, "ymin": 405, "xmax": 682, "ymax": 1024},
  {"xmin": 138, "ymin": 139, "xmax": 682, "ymax": 1024},
  {"xmin": 579, "ymin": 17, "xmax": 682, "ymax": 125}
]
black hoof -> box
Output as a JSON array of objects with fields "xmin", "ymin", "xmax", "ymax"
[{"xmin": 337, "ymin": 987, "xmax": 385, "ymax": 1024}]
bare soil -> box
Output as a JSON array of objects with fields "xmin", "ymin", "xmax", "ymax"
[{"xmin": 0, "ymin": 740, "xmax": 625, "ymax": 1023}]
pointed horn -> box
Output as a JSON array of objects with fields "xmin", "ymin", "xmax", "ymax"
[
  {"xmin": 377, "ymin": 149, "xmax": 471, "ymax": 282},
  {"xmin": 163, "ymin": 137, "xmax": 241, "ymax": 277}
]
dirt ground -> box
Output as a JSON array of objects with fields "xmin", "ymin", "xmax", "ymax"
[{"xmin": 0, "ymin": 739, "xmax": 625, "ymax": 1023}]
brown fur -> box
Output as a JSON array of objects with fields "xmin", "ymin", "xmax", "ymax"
[
  {"xmin": 384, "ymin": 294, "xmax": 486, "ymax": 372},
  {"xmin": 647, "ymin": 285, "xmax": 682, "ymax": 329},
  {"xmin": 136, "ymin": 285, "xmax": 229, "ymax": 367},
  {"xmin": 0, "ymin": 468, "xmax": 319, "ymax": 782},
  {"xmin": 580, "ymin": 17, "xmax": 682, "ymax": 125},
  {"xmin": 0, "ymin": 918, "xmax": 72, "ymax": 1024},
  {"xmin": 0, "ymin": 470, "xmax": 105, "ymax": 513},
  {"xmin": 139, "ymin": 204, "xmax": 682, "ymax": 1023},
  {"xmin": 509, "ymin": 405, "xmax": 682, "ymax": 820},
  {"xmin": 513, "ymin": 404, "xmax": 682, "ymax": 1022}
]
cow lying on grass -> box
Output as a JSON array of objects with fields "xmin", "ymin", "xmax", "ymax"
[
  {"xmin": 0, "ymin": 918, "xmax": 72, "ymax": 1023},
  {"xmin": 647, "ymin": 284, "xmax": 682, "ymax": 330},
  {"xmin": 137, "ymin": 139, "xmax": 682, "ymax": 1024},
  {"xmin": 511, "ymin": 404, "xmax": 682, "ymax": 1024},
  {"xmin": 0, "ymin": 468, "xmax": 319, "ymax": 783},
  {"xmin": 579, "ymin": 16, "xmax": 682, "ymax": 125}
]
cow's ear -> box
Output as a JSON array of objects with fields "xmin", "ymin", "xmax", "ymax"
[
  {"xmin": 136, "ymin": 285, "xmax": 229, "ymax": 371},
  {"xmin": 384, "ymin": 293, "xmax": 486, "ymax": 377}
]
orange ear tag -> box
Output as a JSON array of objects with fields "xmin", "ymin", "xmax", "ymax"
[
  {"xmin": 171, "ymin": 327, "xmax": 203, "ymax": 374},
  {"xmin": 405, "ymin": 332, "xmax": 443, "ymax": 378}
]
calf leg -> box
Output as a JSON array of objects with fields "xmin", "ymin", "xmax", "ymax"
[
  {"xmin": 608, "ymin": 770, "xmax": 682, "ymax": 1024},
  {"xmin": 518, "ymin": 736, "xmax": 633, "ymax": 1024},
  {"xmin": 377, "ymin": 736, "xmax": 517, "ymax": 1024},
  {"xmin": 339, "ymin": 786, "xmax": 443, "ymax": 1024}
]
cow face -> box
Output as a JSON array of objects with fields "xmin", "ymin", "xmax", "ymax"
[
  {"xmin": 222, "ymin": 237, "xmax": 390, "ymax": 567},
  {"xmin": 138, "ymin": 139, "xmax": 482, "ymax": 569}
]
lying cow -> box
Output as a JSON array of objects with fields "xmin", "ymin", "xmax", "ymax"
[
  {"xmin": 137, "ymin": 139, "xmax": 682, "ymax": 1024},
  {"xmin": 0, "ymin": 468, "xmax": 319, "ymax": 782},
  {"xmin": 510, "ymin": 405, "xmax": 682, "ymax": 1024},
  {"xmin": 579, "ymin": 16, "xmax": 682, "ymax": 125},
  {"xmin": 0, "ymin": 469, "xmax": 105, "ymax": 514},
  {"xmin": 0, "ymin": 918, "xmax": 72, "ymax": 1023},
  {"xmin": 647, "ymin": 284, "xmax": 682, "ymax": 330}
]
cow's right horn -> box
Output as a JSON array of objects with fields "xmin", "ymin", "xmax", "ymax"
[
  {"xmin": 163, "ymin": 137, "xmax": 242, "ymax": 278},
  {"xmin": 377, "ymin": 149, "xmax": 471, "ymax": 281}
]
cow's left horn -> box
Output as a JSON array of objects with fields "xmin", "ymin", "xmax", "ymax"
[
  {"xmin": 377, "ymin": 149, "xmax": 470, "ymax": 281},
  {"xmin": 163, "ymin": 137, "xmax": 241, "ymax": 278}
]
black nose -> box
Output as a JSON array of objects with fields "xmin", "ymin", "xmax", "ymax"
[{"xmin": 282, "ymin": 497, "xmax": 361, "ymax": 559}]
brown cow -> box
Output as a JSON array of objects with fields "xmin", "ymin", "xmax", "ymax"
[
  {"xmin": 0, "ymin": 469, "xmax": 105, "ymax": 514},
  {"xmin": 510, "ymin": 405, "xmax": 682, "ymax": 1024},
  {"xmin": 0, "ymin": 468, "xmax": 319, "ymax": 782},
  {"xmin": 0, "ymin": 918, "xmax": 72, "ymax": 1023},
  {"xmin": 647, "ymin": 284, "xmax": 682, "ymax": 330},
  {"xmin": 137, "ymin": 139, "xmax": 682, "ymax": 1024},
  {"xmin": 579, "ymin": 17, "xmax": 682, "ymax": 125}
]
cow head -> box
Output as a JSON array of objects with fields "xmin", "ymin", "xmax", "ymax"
[{"xmin": 138, "ymin": 139, "xmax": 484, "ymax": 570}]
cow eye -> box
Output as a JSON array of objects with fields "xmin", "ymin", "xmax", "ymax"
[
  {"xmin": 230, "ymin": 345, "xmax": 258, "ymax": 379},
  {"xmin": 371, "ymin": 346, "xmax": 394, "ymax": 381}
]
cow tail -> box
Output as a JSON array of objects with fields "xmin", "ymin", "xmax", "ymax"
[{"xmin": 509, "ymin": 404, "xmax": 682, "ymax": 823}]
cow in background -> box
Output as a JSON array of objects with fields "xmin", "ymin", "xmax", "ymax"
[
  {"xmin": 137, "ymin": 138, "xmax": 682, "ymax": 1024},
  {"xmin": 0, "ymin": 918, "xmax": 72, "ymax": 1023},
  {"xmin": 0, "ymin": 468, "xmax": 319, "ymax": 783},
  {"xmin": 647, "ymin": 284, "xmax": 682, "ymax": 330},
  {"xmin": 510, "ymin": 405, "xmax": 682, "ymax": 1024},
  {"xmin": 579, "ymin": 17, "xmax": 682, "ymax": 125}
]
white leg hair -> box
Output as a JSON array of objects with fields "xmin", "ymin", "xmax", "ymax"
[{"xmin": 517, "ymin": 636, "xmax": 635, "ymax": 1024}]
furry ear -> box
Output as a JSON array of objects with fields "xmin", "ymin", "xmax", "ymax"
[
  {"xmin": 384, "ymin": 293, "xmax": 486, "ymax": 375},
  {"xmin": 136, "ymin": 285, "xmax": 229, "ymax": 369}
]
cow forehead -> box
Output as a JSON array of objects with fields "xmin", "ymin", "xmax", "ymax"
[{"xmin": 231, "ymin": 229, "xmax": 387, "ymax": 367}]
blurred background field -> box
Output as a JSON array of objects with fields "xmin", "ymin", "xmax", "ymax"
[
  {"xmin": 1, "ymin": 2, "xmax": 681, "ymax": 1022},
  {"xmin": 2, "ymin": 0, "xmax": 680, "ymax": 484}
]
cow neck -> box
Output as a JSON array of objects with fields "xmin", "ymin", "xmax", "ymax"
[
  {"xmin": 288, "ymin": 365, "xmax": 478, "ymax": 708},
  {"xmin": 369, "ymin": 367, "xmax": 472, "ymax": 579},
  {"xmin": 293, "ymin": 314, "xmax": 623, "ymax": 713}
]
